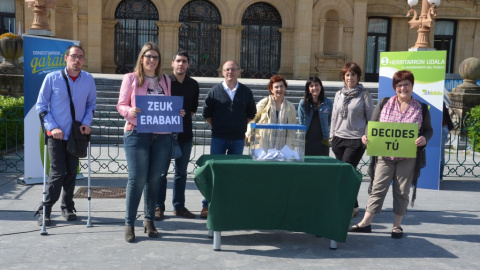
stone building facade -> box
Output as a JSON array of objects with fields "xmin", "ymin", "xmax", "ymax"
[{"xmin": 14, "ymin": 0, "xmax": 480, "ymax": 81}]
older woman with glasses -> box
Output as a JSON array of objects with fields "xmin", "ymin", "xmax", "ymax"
[
  {"xmin": 117, "ymin": 42, "xmax": 185, "ymax": 243},
  {"xmin": 349, "ymin": 70, "xmax": 433, "ymax": 239}
]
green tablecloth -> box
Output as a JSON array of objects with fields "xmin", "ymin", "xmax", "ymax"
[{"xmin": 194, "ymin": 155, "xmax": 362, "ymax": 243}]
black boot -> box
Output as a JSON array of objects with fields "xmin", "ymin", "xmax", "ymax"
[
  {"xmin": 143, "ymin": 221, "xmax": 158, "ymax": 238},
  {"xmin": 125, "ymin": 225, "xmax": 135, "ymax": 243}
]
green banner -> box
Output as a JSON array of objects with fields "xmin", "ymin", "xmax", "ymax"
[{"xmin": 367, "ymin": 121, "xmax": 418, "ymax": 158}]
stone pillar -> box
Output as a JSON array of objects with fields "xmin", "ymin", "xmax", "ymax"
[
  {"xmin": 278, "ymin": 27, "xmax": 294, "ymax": 79},
  {"xmin": 72, "ymin": 4, "xmax": 79, "ymax": 41},
  {"xmin": 338, "ymin": 20, "xmax": 345, "ymax": 54},
  {"xmin": 102, "ymin": 19, "xmax": 118, "ymax": 73},
  {"xmin": 293, "ymin": 0, "xmax": 313, "ymax": 79},
  {"xmin": 78, "ymin": 14, "xmax": 88, "ymax": 68},
  {"xmin": 317, "ymin": 19, "xmax": 326, "ymax": 55},
  {"xmin": 156, "ymin": 22, "xmax": 182, "ymax": 75},
  {"xmin": 218, "ymin": 25, "xmax": 244, "ymax": 76},
  {"xmin": 87, "ymin": 0, "xmax": 102, "ymax": 73},
  {"xmin": 449, "ymin": 57, "xmax": 480, "ymax": 121},
  {"xmin": 351, "ymin": 0, "xmax": 367, "ymax": 69}
]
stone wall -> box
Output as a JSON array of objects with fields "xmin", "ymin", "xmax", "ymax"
[
  {"xmin": 16, "ymin": 0, "xmax": 480, "ymax": 79},
  {"xmin": 0, "ymin": 74, "xmax": 24, "ymax": 98}
]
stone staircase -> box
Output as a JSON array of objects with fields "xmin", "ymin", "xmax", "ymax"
[{"xmin": 91, "ymin": 76, "xmax": 379, "ymax": 145}]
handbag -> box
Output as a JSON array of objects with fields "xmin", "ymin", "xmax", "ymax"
[
  {"xmin": 62, "ymin": 70, "xmax": 89, "ymax": 158},
  {"xmin": 170, "ymin": 133, "xmax": 182, "ymax": 159}
]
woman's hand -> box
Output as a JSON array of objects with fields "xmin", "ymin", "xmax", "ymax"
[
  {"xmin": 415, "ymin": 136, "xmax": 427, "ymax": 146},
  {"xmin": 129, "ymin": 107, "xmax": 141, "ymax": 118},
  {"xmin": 180, "ymin": 109, "xmax": 186, "ymax": 117},
  {"xmin": 361, "ymin": 135, "xmax": 368, "ymax": 145}
]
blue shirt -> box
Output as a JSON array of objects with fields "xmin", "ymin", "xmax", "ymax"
[{"xmin": 36, "ymin": 68, "xmax": 97, "ymax": 140}]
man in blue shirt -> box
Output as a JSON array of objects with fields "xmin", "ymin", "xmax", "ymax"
[{"xmin": 35, "ymin": 45, "xmax": 97, "ymax": 226}]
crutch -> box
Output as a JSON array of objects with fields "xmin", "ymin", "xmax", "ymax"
[
  {"xmin": 39, "ymin": 112, "xmax": 48, "ymax": 235},
  {"xmin": 86, "ymin": 131, "xmax": 93, "ymax": 227}
]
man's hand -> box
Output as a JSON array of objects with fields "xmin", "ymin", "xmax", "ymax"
[
  {"xmin": 50, "ymin": 128, "xmax": 64, "ymax": 140},
  {"xmin": 205, "ymin": 117, "xmax": 212, "ymax": 127},
  {"xmin": 80, "ymin": 124, "xmax": 91, "ymax": 135},
  {"xmin": 180, "ymin": 109, "xmax": 186, "ymax": 117}
]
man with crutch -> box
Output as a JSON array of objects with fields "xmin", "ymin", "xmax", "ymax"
[{"xmin": 35, "ymin": 45, "xmax": 96, "ymax": 226}]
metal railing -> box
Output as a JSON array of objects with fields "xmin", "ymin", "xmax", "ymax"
[
  {"xmin": 0, "ymin": 106, "xmax": 24, "ymax": 173},
  {"xmin": 2, "ymin": 110, "xmax": 480, "ymax": 178}
]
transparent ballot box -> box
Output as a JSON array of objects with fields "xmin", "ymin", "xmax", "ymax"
[{"xmin": 249, "ymin": 123, "xmax": 306, "ymax": 162}]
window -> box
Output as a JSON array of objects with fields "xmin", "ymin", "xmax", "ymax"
[
  {"xmin": 241, "ymin": 2, "xmax": 282, "ymax": 79},
  {"xmin": 365, "ymin": 18, "xmax": 390, "ymax": 82},
  {"xmin": 179, "ymin": 0, "xmax": 221, "ymax": 77},
  {"xmin": 434, "ymin": 20, "xmax": 456, "ymax": 73},
  {"xmin": 0, "ymin": 0, "xmax": 15, "ymax": 35},
  {"xmin": 114, "ymin": 0, "xmax": 159, "ymax": 74}
]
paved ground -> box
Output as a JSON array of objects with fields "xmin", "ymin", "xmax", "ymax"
[{"xmin": 1, "ymin": 170, "xmax": 479, "ymax": 270}]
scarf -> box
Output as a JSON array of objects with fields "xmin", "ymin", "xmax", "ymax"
[
  {"xmin": 340, "ymin": 83, "xmax": 364, "ymax": 119},
  {"xmin": 264, "ymin": 95, "xmax": 290, "ymax": 149}
]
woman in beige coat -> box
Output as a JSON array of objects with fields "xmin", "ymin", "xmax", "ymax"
[{"xmin": 246, "ymin": 75, "xmax": 297, "ymax": 150}]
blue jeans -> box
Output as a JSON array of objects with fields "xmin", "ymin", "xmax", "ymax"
[
  {"xmin": 210, "ymin": 137, "xmax": 245, "ymax": 155},
  {"xmin": 202, "ymin": 137, "xmax": 245, "ymax": 207},
  {"xmin": 157, "ymin": 140, "xmax": 192, "ymax": 212},
  {"xmin": 124, "ymin": 131, "xmax": 171, "ymax": 226},
  {"xmin": 440, "ymin": 125, "xmax": 449, "ymax": 181}
]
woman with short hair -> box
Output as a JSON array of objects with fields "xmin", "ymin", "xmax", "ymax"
[
  {"xmin": 330, "ymin": 62, "xmax": 375, "ymax": 217},
  {"xmin": 246, "ymin": 75, "xmax": 297, "ymax": 150},
  {"xmin": 349, "ymin": 70, "xmax": 433, "ymax": 239}
]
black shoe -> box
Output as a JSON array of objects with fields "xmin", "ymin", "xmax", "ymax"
[
  {"xmin": 37, "ymin": 214, "xmax": 51, "ymax": 226},
  {"xmin": 125, "ymin": 225, "xmax": 135, "ymax": 243},
  {"xmin": 349, "ymin": 224, "xmax": 372, "ymax": 233},
  {"xmin": 391, "ymin": 227, "xmax": 403, "ymax": 239},
  {"xmin": 62, "ymin": 208, "xmax": 77, "ymax": 221}
]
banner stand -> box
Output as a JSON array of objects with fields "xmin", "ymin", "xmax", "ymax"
[
  {"xmin": 378, "ymin": 51, "xmax": 447, "ymax": 190},
  {"xmin": 23, "ymin": 34, "xmax": 80, "ymax": 185}
]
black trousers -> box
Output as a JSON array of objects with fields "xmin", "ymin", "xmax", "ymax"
[
  {"xmin": 331, "ymin": 136, "xmax": 365, "ymax": 208},
  {"xmin": 38, "ymin": 138, "xmax": 79, "ymax": 214}
]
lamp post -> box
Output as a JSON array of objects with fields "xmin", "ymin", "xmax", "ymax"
[{"xmin": 406, "ymin": 0, "xmax": 441, "ymax": 50}]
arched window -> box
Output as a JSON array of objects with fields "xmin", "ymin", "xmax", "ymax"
[
  {"xmin": 241, "ymin": 2, "xmax": 282, "ymax": 79},
  {"xmin": 434, "ymin": 20, "xmax": 457, "ymax": 73},
  {"xmin": 179, "ymin": 0, "xmax": 221, "ymax": 77},
  {"xmin": 323, "ymin": 10, "xmax": 339, "ymax": 55},
  {"xmin": 114, "ymin": 0, "xmax": 159, "ymax": 74},
  {"xmin": 365, "ymin": 17, "xmax": 390, "ymax": 82}
]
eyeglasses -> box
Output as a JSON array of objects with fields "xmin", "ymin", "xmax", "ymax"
[
  {"xmin": 143, "ymin": 54, "xmax": 160, "ymax": 61},
  {"xmin": 69, "ymin": 54, "xmax": 85, "ymax": 60},
  {"xmin": 223, "ymin": 68, "xmax": 238, "ymax": 72},
  {"xmin": 396, "ymin": 82, "xmax": 412, "ymax": 89}
]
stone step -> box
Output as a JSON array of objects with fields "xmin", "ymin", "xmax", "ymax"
[{"xmin": 91, "ymin": 76, "xmax": 379, "ymax": 144}]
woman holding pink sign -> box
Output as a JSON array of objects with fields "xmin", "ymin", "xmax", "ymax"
[
  {"xmin": 349, "ymin": 70, "xmax": 433, "ymax": 239},
  {"xmin": 117, "ymin": 42, "xmax": 185, "ymax": 243}
]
